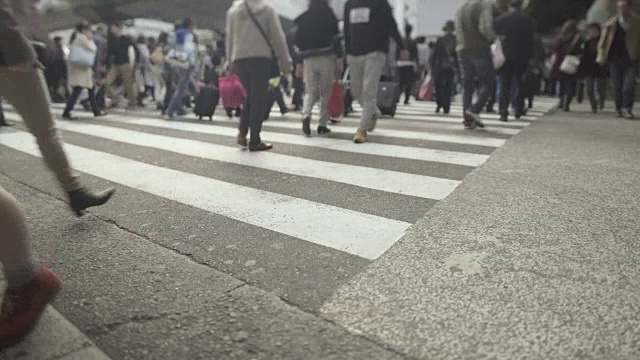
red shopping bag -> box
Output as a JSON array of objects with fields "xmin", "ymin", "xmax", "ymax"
[
  {"xmin": 419, "ymin": 75, "xmax": 434, "ymax": 101},
  {"xmin": 219, "ymin": 73, "xmax": 247, "ymax": 109},
  {"xmin": 329, "ymin": 81, "xmax": 345, "ymax": 119}
]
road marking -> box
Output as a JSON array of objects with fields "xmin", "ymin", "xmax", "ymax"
[
  {"xmin": 25, "ymin": 110, "xmax": 492, "ymax": 167},
  {"xmin": 16, "ymin": 118, "xmax": 461, "ymax": 200},
  {"xmin": 0, "ymin": 130, "xmax": 411, "ymax": 260},
  {"xmin": 265, "ymin": 117, "xmax": 523, "ymax": 136}
]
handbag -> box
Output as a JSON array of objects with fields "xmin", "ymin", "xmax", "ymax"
[
  {"xmin": 491, "ymin": 38, "xmax": 506, "ymax": 70},
  {"xmin": 419, "ymin": 75, "xmax": 434, "ymax": 101},
  {"xmin": 150, "ymin": 47, "xmax": 165, "ymax": 65},
  {"xmin": 68, "ymin": 45, "xmax": 96, "ymax": 67},
  {"xmin": 219, "ymin": 73, "xmax": 247, "ymax": 108},
  {"xmin": 165, "ymin": 48, "xmax": 190, "ymax": 69},
  {"xmin": 244, "ymin": 2, "xmax": 281, "ymax": 78},
  {"xmin": 559, "ymin": 35, "xmax": 582, "ymax": 75}
]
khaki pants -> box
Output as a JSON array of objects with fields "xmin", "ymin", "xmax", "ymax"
[
  {"xmin": 105, "ymin": 63, "xmax": 137, "ymax": 107},
  {"xmin": 0, "ymin": 67, "xmax": 79, "ymax": 192}
]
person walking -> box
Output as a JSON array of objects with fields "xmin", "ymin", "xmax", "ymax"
[
  {"xmin": 344, "ymin": 0, "xmax": 408, "ymax": 144},
  {"xmin": 104, "ymin": 21, "xmax": 138, "ymax": 110},
  {"xmin": 581, "ymin": 23, "xmax": 608, "ymax": 113},
  {"xmin": 135, "ymin": 35, "xmax": 155, "ymax": 106},
  {"xmin": 455, "ymin": 0, "xmax": 496, "ymax": 129},
  {"xmin": 0, "ymin": 0, "xmax": 116, "ymax": 348},
  {"xmin": 397, "ymin": 24, "xmax": 419, "ymax": 105},
  {"xmin": 164, "ymin": 18, "xmax": 197, "ymax": 120},
  {"xmin": 598, "ymin": 0, "xmax": 640, "ymax": 119},
  {"xmin": 226, "ymin": 0, "xmax": 292, "ymax": 152},
  {"xmin": 62, "ymin": 22, "xmax": 106, "ymax": 120},
  {"xmin": 493, "ymin": 0, "xmax": 536, "ymax": 122},
  {"xmin": 551, "ymin": 20, "xmax": 582, "ymax": 112},
  {"xmin": 294, "ymin": 0, "xmax": 343, "ymax": 136},
  {"xmin": 431, "ymin": 20, "xmax": 458, "ymax": 114}
]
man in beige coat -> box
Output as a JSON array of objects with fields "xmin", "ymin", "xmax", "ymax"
[{"xmin": 598, "ymin": 0, "xmax": 640, "ymax": 119}]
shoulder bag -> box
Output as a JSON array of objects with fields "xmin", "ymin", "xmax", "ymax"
[
  {"xmin": 244, "ymin": 2, "xmax": 281, "ymax": 78},
  {"xmin": 560, "ymin": 35, "xmax": 582, "ymax": 75}
]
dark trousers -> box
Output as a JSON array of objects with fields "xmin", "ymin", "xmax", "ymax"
[
  {"xmin": 486, "ymin": 78, "xmax": 497, "ymax": 111},
  {"xmin": 292, "ymin": 74, "xmax": 304, "ymax": 109},
  {"xmin": 558, "ymin": 74, "xmax": 577, "ymax": 109},
  {"xmin": 63, "ymin": 86, "xmax": 99, "ymax": 116},
  {"xmin": 460, "ymin": 49, "xmax": 496, "ymax": 115},
  {"xmin": 585, "ymin": 76, "xmax": 607, "ymax": 111},
  {"xmin": 610, "ymin": 61, "xmax": 638, "ymax": 111},
  {"xmin": 398, "ymin": 66, "xmax": 415, "ymax": 103},
  {"xmin": 236, "ymin": 57, "xmax": 272, "ymax": 147},
  {"xmin": 498, "ymin": 67, "xmax": 525, "ymax": 117},
  {"xmin": 435, "ymin": 69, "xmax": 455, "ymax": 113}
]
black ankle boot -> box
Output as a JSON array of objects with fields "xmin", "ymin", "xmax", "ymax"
[{"xmin": 68, "ymin": 187, "xmax": 116, "ymax": 217}]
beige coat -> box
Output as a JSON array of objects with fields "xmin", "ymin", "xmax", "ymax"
[
  {"xmin": 67, "ymin": 33, "xmax": 97, "ymax": 88},
  {"xmin": 226, "ymin": 0, "xmax": 292, "ymax": 73},
  {"xmin": 597, "ymin": 15, "xmax": 640, "ymax": 64}
]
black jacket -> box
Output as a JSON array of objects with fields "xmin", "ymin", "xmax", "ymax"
[
  {"xmin": 107, "ymin": 33, "xmax": 136, "ymax": 66},
  {"xmin": 579, "ymin": 37, "xmax": 607, "ymax": 78},
  {"xmin": 494, "ymin": 9, "xmax": 536, "ymax": 70},
  {"xmin": 294, "ymin": 6, "xmax": 342, "ymax": 59},
  {"xmin": 344, "ymin": 0, "xmax": 404, "ymax": 56},
  {"xmin": 431, "ymin": 33, "xmax": 458, "ymax": 75}
]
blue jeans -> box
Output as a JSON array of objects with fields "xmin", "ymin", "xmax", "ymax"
[
  {"xmin": 497, "ymin": 67, "xmax": 524, "ymax": 116},
  {"xmin": 166, "ymin": 66, "xmax": 193, "ymax": 117},
  {"xmin": 610, "ymin": 61, "xmax": 638, "ymax": 111},
  {"xmin": 460, "ymin": 49, "xmax": 495, "ymax": 115}
]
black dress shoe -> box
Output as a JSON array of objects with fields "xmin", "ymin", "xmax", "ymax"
[
  {"xmin": 94, "ymin": 111, "xmax": 108, "ymax": 117},
  {"xmin": 61, "ymin": 113, "xmax": 78, "ymax": 120},
  {"xmin": 317, "ymin": 125, "xmax": 331, "ymax": 134},
  {"xmin": 302, "ymin": 117, "xmax": 311, "ymax": 135},
  {"xmin": 0, "ymin": 121, "xmax": 12, "ymax": 127},
  {"xmin": 249, "ymin": 143, "xmax": 273, "ymax": 152},
  {"xmin": 68, "ymin": 187, "xmax": 116, "ymax": 217}
]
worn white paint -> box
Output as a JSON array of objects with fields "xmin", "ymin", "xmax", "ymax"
[
  {"xmin": 14, "ymin": 118, "xmax": 461, "ymax": 200},
  {"xmin": 0, "ymin": 130, "xmax": 410, "ymax": 260}
]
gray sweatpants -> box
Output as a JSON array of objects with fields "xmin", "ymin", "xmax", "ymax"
[
  {"xmin": 348, "ymin": 52, "xmax": 386, "ymax": 130},
  {"xmin": 302, "ymin": 55, "xmax": 336, "ymax": 127}
]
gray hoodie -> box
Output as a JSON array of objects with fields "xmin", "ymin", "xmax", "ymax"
[{"xmin": 226, "ymin": 0, "xmax": 292, "ymax": 73}]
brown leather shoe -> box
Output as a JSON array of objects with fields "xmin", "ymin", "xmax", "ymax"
[{"xmin": 249, "ymin": 143, "xmax": 273, "ymax": 152}]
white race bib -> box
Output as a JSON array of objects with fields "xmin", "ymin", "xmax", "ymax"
[{"xmin": 350, "ymin": 8, "xmax": 370, "ymax": 24}]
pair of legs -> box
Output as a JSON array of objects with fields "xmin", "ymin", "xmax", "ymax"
[
  {"xmin": 460, "ymin": 48, "xmax": 495, "ymax": 128},
  {"xmin": 104, "ymin": 64, "xmax": 137, "ymax": 109},
  {"xmin": 301, "ymin": 55, "xmax": 335, "ymax": 135},
  {"xmin": 498, "ymin": 66, "xmax": 525, "ymax": 121},
  {"xmin": 434, "ymin": 68, "xmax": 455, "ymax": 114},
  {"xmin": 348, "ymin": 51, "xmax": 386, "ymax": 143},
  {"xmin": 0, "ymin": 66, "xmax": 114, "ymax": 349},
  {"xmin": 235, "ymin": 57, "xmax": 272, "ymax": 151},
  {"xmin": 558, "ymin": 74, "xmax": 577, "ymax": 111},
  {"xmin": 165, "ymin": 66, "xmax": 193, "ymax": 118},
  {"xmin": 398, "ymin": 66, "xmax": 415, "ymax": 104},
  {"xmin": 584, "ymin": 76, "xmax": 607, "ymax": 112},
  {"xmin": 610, "ymin": 60, "xmax": 638, "ymax": 117},
  {"xmin": 63, "ymin": 86, "xmax": 102, "ymax": 118}
]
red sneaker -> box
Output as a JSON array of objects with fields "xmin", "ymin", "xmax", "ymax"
[{"xmin": 0, "ymin": 266, "xmax": 62, "ymax": 349}]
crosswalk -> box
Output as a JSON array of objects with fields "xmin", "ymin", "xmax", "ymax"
[{"xmin": 1, "ymin": 97, "xmax": 558, "ymax": 261}]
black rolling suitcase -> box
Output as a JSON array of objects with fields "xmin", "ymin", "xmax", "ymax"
[
  {"xmin": 194, "ymin": 84, "xmax": 220, "ymax": 121},
  {"xmin": 377, "ymin": 81, "xmax": 400, "ymax": 117}
]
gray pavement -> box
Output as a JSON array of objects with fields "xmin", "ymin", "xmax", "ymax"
[
  {"xmin": 5, "ymin": 98, "xmax": 633, "ymax": 358},
  {"xmin": 321, "ymin": 103, "xmax": 640, "ymax": 359}
]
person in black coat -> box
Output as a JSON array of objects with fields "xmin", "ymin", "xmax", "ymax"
[
  {"xmin": 430, "ymin": 20, "xmax": 458, "ymax": 114},
  {"xmin": 493, "ymin": 0, "xmax": 536, "ymax": 121}
]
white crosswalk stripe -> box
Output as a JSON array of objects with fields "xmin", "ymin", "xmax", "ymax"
[{"xmin": 2, "ymin": 98, "xmax": 556, "ymax": 260}]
